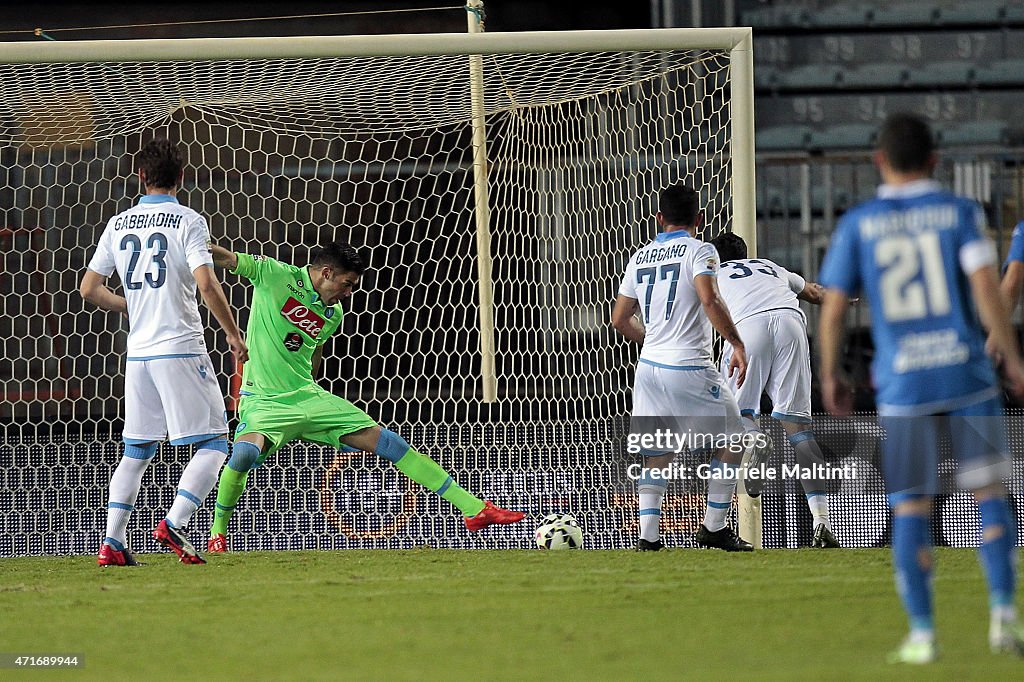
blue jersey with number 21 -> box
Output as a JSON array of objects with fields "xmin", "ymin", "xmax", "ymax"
[{"xmin": 819, "ymin": 179, "xmax": 999, "ymax": 416}]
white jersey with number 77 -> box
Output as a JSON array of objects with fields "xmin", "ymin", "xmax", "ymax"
[{"xmin": 618, "ymin": 231, "xmax": 721, "ymax": 367}]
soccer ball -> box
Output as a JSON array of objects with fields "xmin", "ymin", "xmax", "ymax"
[{"xmin": 534, "ymin": 513, "xmax": 583, "ymax": 550}]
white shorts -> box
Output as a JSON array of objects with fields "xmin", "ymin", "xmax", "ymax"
[
  {"xmin": 123, "ymin": 354, "xmax": 228, "ymax": 445},
  {"xmin": 721, "ymin": 309, "xmax": 812, "ymax": 425},
  {"xmin": 630, "ymin": 361, "xmax": 744, "ymax": 455}
]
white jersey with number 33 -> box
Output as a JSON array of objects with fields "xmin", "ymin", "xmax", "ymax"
[
  {"xmin": 715, "ymin": 258, "xmax": 805, "ymax": 323},
  {"xmin": 618, "ymin": 231, "xmax": 720, "ymax": 366},
  {"xmin": 87, "ymin": 195, "xmax": 214, "ymax": 358}
]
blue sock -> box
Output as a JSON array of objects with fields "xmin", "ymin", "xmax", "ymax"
[
  {"xmin": 892, "ymin": 513, "xmax": 934, "ymax": 632},
  {"xmin": 978, "ymin": 497, "xmax": 1017, "ymax": 608}
]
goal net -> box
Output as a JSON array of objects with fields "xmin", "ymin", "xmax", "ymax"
[{"xmin": 0, "ymin": 28, "xmax": 758, "ymax": 555}]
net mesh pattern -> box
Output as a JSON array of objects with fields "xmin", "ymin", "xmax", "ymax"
[{"xmin": 0, "ymin": 45, "xmax": 774, "ymax": 554}]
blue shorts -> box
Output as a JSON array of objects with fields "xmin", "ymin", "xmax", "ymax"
[{"xmin": 879, "ymin": 397, "xmax": 1011, "ymax": 504}]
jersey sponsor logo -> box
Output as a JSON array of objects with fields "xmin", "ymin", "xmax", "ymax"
[
  {"xmin": 283, "ymin": 331, "xmax": 303, "ymax": 352},
  {"xmin": 281, "ymin": 296, "xmax": 326, "ymax": 338},
  {"xmin": 252, "ymin": 254, "xmax": 265, "ymax": 261}
]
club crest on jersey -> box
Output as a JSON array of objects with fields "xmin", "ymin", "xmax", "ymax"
[
  {"xmin": 324, "ymin": 307, "xmax": 334, "ymax": 319},
  {"xmin": 705, "ymin": 257, "xmax": 718, "ymax": 271},
  {"xmin": 283, "ymin": 331, "xmax": 303, "ymax": 352},
  {"xmin": 280, "ymin": 296, "xmax": 326, "ymax": 338}
]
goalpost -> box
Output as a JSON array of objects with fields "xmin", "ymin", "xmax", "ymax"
[{"xmin": 0, "ymin": 25, "xmax": 758, "ymax": 554}]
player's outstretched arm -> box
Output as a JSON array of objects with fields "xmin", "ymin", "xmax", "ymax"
[
  {"xmin": 194, "ymin": 264, "xmax": 249, "ymax": 364},
  {"xmin": 79, "ymin": 270, "xmax": 127, "ymax": 314},
  {"xmin": 972, "ymin": 264, "xmax": 1024, "ymax": 398},
  {"xmin": 694, "ymin": 274, "xmax": 746, "ymax": 387},
  {"xmin": 1000, "ymin": 261, "xmax": 1024, "ymax": 317},
  {"xmin": 210, "ymin": 243, "xmax": 239, "ymax": 270},
  {"xmin": 797, "ymin": 281, "xmax": 826, "ymax": 305},
  {"xmin": 610, "ymin": 295, "xmax": 645, "ymax": 345},
  {"xmin": 818, "ymin": 289, "xmax": 853, "ymax": 415}
]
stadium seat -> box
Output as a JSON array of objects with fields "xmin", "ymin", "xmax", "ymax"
[
  {"xmin": 939, "ymin": 0, "xmax": 1006, "ymax": 25},
  {"xmin": 839, "ymin": 63, "xmax": 909, "ymax": 89},
  {"xmin": 755, "ymin": 65, "xmax": 780, "ymax": 90},
  {"xmin": 741, "ymin": 5, "xmax": 809, "ymax": 29},
  {"xmin": 974, "ymin": 59, "xmax": 1024, "ymax": 86},
  {"xmin": 903, "ymin": 61, "xmax": 977, "ymax": 88},
  {"xmin": 773, "ymin": 64, "xmax": 844, "ymax": 90},
  {"xmin": 935, "ymin": 121, "xmax": 1010, "ymax": 147},
  {"xmin": 1005, "ymin": 3, "xmax": 1024, "ymax": 22},
  {"xmin": 806, "ymin": 124, "xmax": 877, "ymax": 150},
  {"xmin": 809, "ymin": 4, "xmax": 874, "ymax": 28},
  {"xmin": 870, "ymin": 2, "xmax": 941, "ymax": 27},
  {"xmin": 757, "ymin": 125, "xmax": 812, "ymax": 151}
]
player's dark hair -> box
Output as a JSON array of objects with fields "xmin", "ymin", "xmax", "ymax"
[
  {"xmin": 710, "ymin": 232, "xmax": 747, "ymax": 262},
  {"xmin": 877, "ymin": 112, "xmax": 934, "ymax": 173},
  {"xmin": 311, "ymin": 241, "xmax": 366, "ymax": 275},
  {"xmin": 137, "ymin": 138, "xmax": 184, "ymax": 190},
  {"xmin": 658, "ymin": 184, "xmax": 700, "ymax": 227}
]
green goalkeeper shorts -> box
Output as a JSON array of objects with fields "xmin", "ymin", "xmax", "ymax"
[{"xmin": 235, "ymin": 385, "xmax": 378, "ymax": 460}]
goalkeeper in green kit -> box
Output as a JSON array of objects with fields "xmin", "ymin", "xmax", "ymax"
[{"xmin": 206, "ymin": 242, "xmax": 524, "ymax": 552}]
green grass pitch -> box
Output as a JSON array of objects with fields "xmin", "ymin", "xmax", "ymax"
[{"xmin": 0, "ymin": 548, "xmax": 1019, "ymax": 680}]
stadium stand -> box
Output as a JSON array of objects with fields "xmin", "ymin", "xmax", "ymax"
[
  {"xmin": 974, "ymin": 58, "xmax": 1024, "ymax": 86},
  {"xmin": 743, "ymin": 0, "xmax": 1024, "ymax": 318},
  {"xmin": 934, "ymin": 119, "xmax": 1011, "ymax": 146},
  {"xmin": 747, "ymin": 1, "xmax": 1024, "ymax": 156},
  {"xmin": 836, "ymin": 62, "xmax": 909, "ymax": 89},
  {"xmin": 902, "ymin": 60, "xmax": 977, "ymax": 88},
  {"xmin": 756, "ymin": 124, "xmax": 813, "ymax": 151}
]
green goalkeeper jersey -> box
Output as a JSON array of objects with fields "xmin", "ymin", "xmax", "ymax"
[{"xmin": 231, "ymin": 252, "xmax": 344, "ymax": 396}]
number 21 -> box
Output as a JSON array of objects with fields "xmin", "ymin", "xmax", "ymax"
[{"xmin": 876, "ymin": 232, "xmax": 950, "ymax": 321}]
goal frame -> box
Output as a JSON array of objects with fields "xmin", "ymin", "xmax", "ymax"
[
  {"xmin": 0, "ymin": 26, "xmax": 760, "ymax": 547},
  {"xmin": 0, "ymin": 27, "xmax": 756, "ymax": 247}
]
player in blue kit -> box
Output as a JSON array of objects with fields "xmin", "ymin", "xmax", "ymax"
[
  {"xmin": 999, "ymin": 219, "xmax": 1024, "ymax": 313},
  {"xmin": 818, "ymin": 113, "xmax": 1024, "ymax": 663}
]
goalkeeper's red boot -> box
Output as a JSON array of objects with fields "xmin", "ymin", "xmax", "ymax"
[
  {"xmin": 152, "ymin": 519, "xmax": 206, "ymax": 564},
  {"xmin": 97, "ymin": 543, "xmax": 142, "ymax": 567},
  {"xmin": 207, "ymin": 534, "xmax": 228, "ymax": 553},
  {"xmin": 464, "ymin": 501, "xmax": 525, "ymax": 531}
]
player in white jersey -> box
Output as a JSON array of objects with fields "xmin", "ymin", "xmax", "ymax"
[
  {"xmin": 710, "ymin": 232, "xmax": 839, "ymax": 548},
  {"xmin": 80, "ymin": 138, "xmax": 248, "ymax": 566},
  {"xmin": 613, "ymin": 183, "xmax": 754, "ymax": 552}
]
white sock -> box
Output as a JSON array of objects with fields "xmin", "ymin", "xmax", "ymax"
[
  {"xmin": 703, "ymin": 459, "xmax": 737, "ymax": 531},
  {"xmin": 104, "ymin": 443, "xmax": 156, "ymax": 546},
  {"xmin": 638, "ymin": 474, "xmax": 668, "ymax": 542},
  {"xmin": 993, "ymin": 604, "xmax": 1018, "ymax": 624},
  {"xmin": 165, "ymin": 442, "xmax": 228, "ymax": 528},
  {"xmin": 909, "ymin": 628, "xmax": 935, "ymax": 643},
  {"xmin": 807, "ymin": 493, "xmax": 830, "ymax": 530}
]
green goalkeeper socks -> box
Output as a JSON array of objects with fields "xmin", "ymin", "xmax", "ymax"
[
  {"xmin": 394, "ymin": 448, "xmax": 485, "ymax": 517},
  {"xmin": 210, "ymin": 465, "xmax": 248, "ymax": 536}
]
